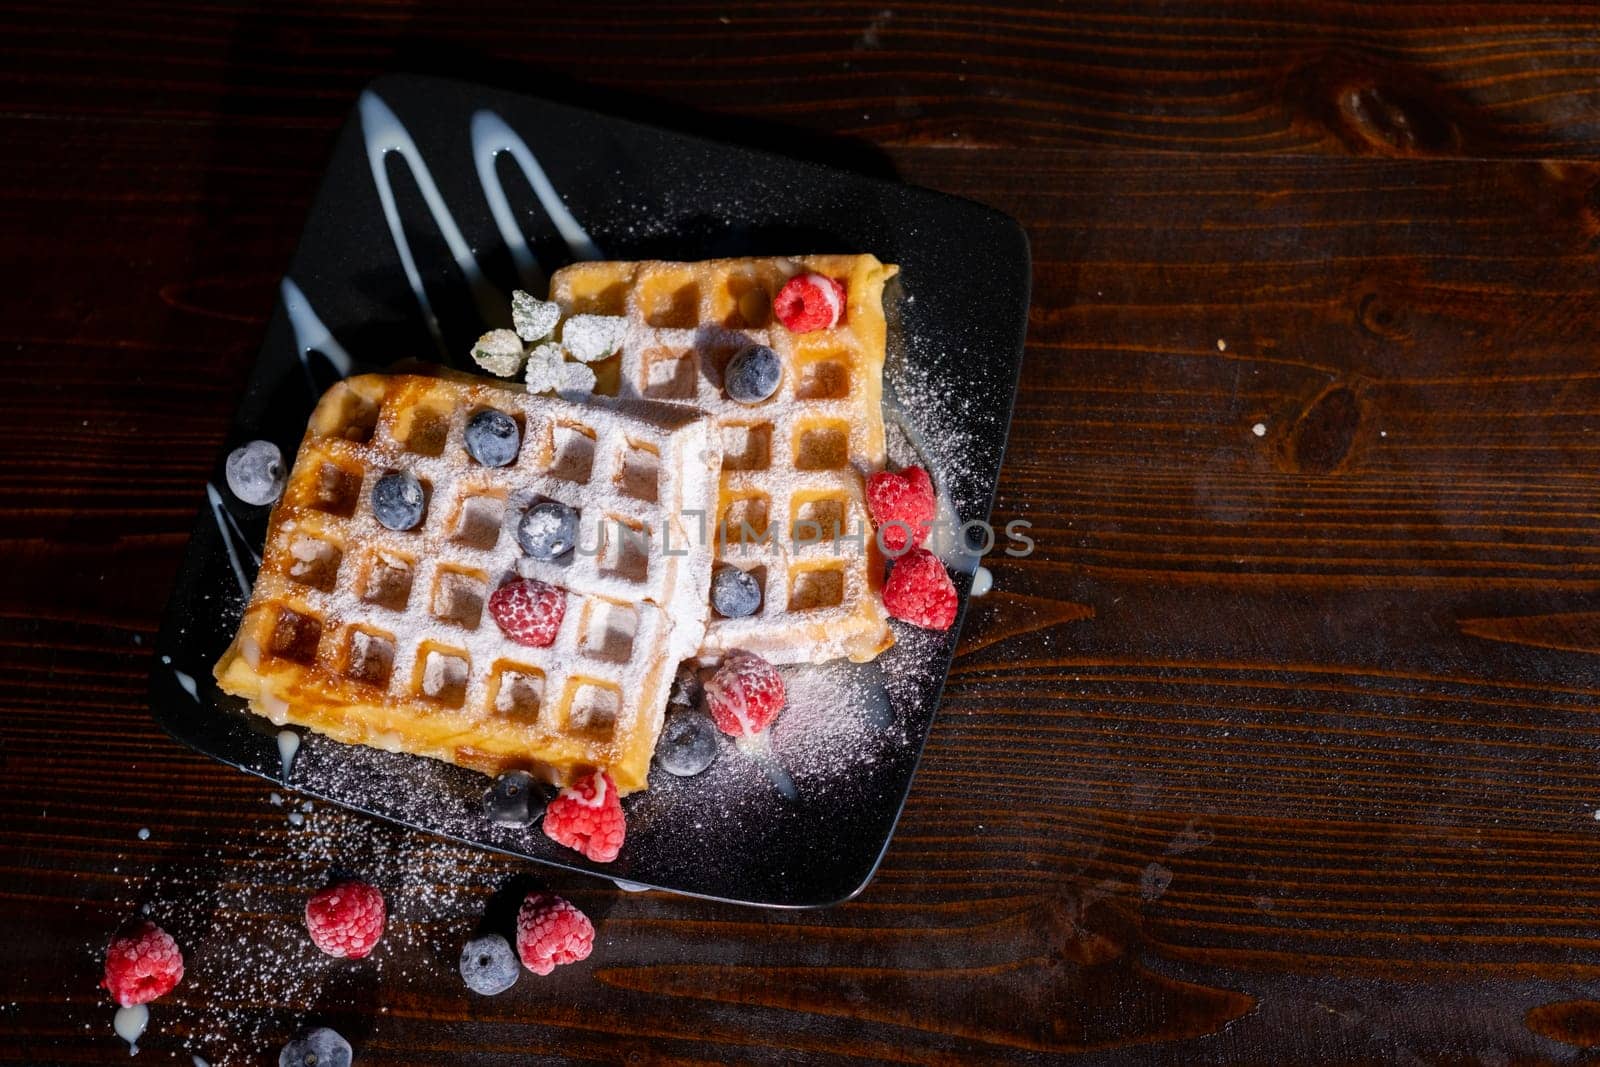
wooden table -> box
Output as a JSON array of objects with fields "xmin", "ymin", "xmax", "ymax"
[{"xmin": 7, "ymin": 3, "xmax": 1600, "ymax": 1063}]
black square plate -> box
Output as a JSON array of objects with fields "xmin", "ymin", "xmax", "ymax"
[{"xmin": 151, "ymin": 74, "xmax": 1029, "ymax": 908}]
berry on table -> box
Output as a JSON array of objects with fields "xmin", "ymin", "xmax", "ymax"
[
  {"xmin": 882, "ymin": 548, "xmax": 958, "ymax": 631},
  {"xmin": 371, "ymin": 471, "xmax": 425, "ymax": 531},
  {"xmin": 724, "ymin": 343, "xmax": 782, "ymax": 403},
  {"xmin": 515, "ymin": 892, "xmax": 594, "ymax": 975},
  {"xmin": 487, "ymin": 578, "xmax": 566, "ymax": 647},
  {"xmin": 101, "ymin": 920, "xmax": 183, "ymax": 1007},
  {"xmin": 279, "ymin": 1027, "xmax": 353, "ymax": 1067},
  {"xmin": 304, "ymin": 879, "xmax": 386, "ymax": 959},
  {"xmin": 710, "ymin": 565, "xmax": 762, "ymax": 618},
  {"xmin": 516, "ymin": 500, "xmax": 578, "ymax": 560},
  {"xmin": 542, "ymin": 770, "xmax": 625, "ymax": 863},
  {"xmin": 225, "ymin": 440, "xmax": 287, "ymax": 506},
  {"xmin": 703, "ymin": 650, "xmax": 786, "ymax": 738},
  {"xmin": 866, "ymin": 465, "xmax": 937, "ymax": 553},
  {"xmin": 459, "ymin": 933, "xmax": 520, "ymax": 995},
  {"xmin": 464, "ymin": 409, "xmax": 521, "ymax": 467},
  {"xmin": 773, "ymin": 273, "xmax": 846, "ymax": 333}
]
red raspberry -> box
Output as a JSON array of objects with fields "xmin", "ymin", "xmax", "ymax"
[
  {"xmin": 542, "ymin": 770, "xmax": 626, "ymax": 863},
  {"xmin": 515, "ymin": 892, "xmax": 594, "ymax": 975},
  {"xmin": 101, "ymin": 920, "xmax": 183, "ymax": 1007},
  {"xmin": 773, "ymin": 273, "xmax": 846, "ymax": 333},
  {"xmin": 703, "ymin": 650, "xmax": 786, "ymax": 738},
  {"xmin": 882, "ymin": 548, "xmax": 958, "ymax": 631},
  {"xmin": 866, "ymin": 466, "xmax": 936, "ymax": 553},
  {"xmin": 305, "ymin": 879, "xmax": 386, "ymax": 959},
  {"xmin": 488, "ymin": 578, "xmax": 566, "ymax": 647}
]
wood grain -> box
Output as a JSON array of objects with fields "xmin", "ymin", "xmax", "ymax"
[
  {"xmin": 7, "ymin": 2, "xmax": 1600, "ymax": 1064},
  {"xmin": 7, "ymin": 1, "xmax": 1600, "ymax": 159}
]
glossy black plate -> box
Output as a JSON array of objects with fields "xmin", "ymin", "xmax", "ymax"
[{"xmin": 150, "ymin": 74, "xmax": 1029, "ymax": 908}]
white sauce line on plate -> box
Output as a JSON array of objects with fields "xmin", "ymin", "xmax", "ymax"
[
  {"xmin": 469, "ymin": 109, "xmax": 602, "ymax": 292},
  {"xmin": 205, "ymin": 483, "xmax": 257, "ymax": 596},
  {"xmin": 281, "ymin": 276, "xmax": 355, "ymax": 387},
  {"xmin": 359, "ymin": 90, "xmax": 504, "ymax": 349}
]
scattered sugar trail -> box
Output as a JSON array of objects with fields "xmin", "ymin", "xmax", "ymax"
[{"xmin": 94, "ymin": 797, "xmax": 499, "ymax": 1066}]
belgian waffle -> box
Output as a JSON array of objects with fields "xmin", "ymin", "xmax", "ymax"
[
  {"xmin": 213, "ymin": 373, "xmax": 719, "ymax": 793},
  {"xmin": 549, "ymin": 254, "xmax": 898, "ymax": 665}
]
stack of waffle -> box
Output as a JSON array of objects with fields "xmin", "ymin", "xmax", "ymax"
[{"xmin": 216, "ymin": 255, "xmax": 897, "ymax": 792}]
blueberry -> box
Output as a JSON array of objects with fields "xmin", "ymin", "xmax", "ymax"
[
  {"xmin": 656, "ymin": 710, "xmax": 719, "ymax": 777},
  {"xmin": 459, "ymin": 933, "xmax": 520, "ymax": 995},
  {"xmin": 371, "ymin": 471, "xmax": 425, "ymax": 531},
  {"xmin": 482, "ymin": 770, "xmax": 549, "ymax": 825},
  {"xmin": 710, "ymin": 566, "xmax": 762, "ymax": 618},
  {"xmin": 225, "ymin": 440, "xmax": 286, "ymax": 506},
  {"xmin": 279, "ymin": 1027, "xmax": 352, "ymax": 1067},
  {"xmin": 516, "ymin": 501, "xmax": 578, "ymax": 560},
  {"xmin": 464, "ymin": 409, "xmax": 520, "ymax": 467},
  {"xmin": 724, "ymin": 344, "xmax": 782, "ymax": 404}
]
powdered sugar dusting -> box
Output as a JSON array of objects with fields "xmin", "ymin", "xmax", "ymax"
[
  {"xmin": 772, "ymin": 660, "xmax": 899, "ymax": 775},
  {"xmin": 882, "ymin": 312, "xmax": 1007, "ymax": 578},
  {"xmin": 103, "ymin": 795, "xmax": 494, "ymax": 1065},
  {"xmin": 629, "ymin": 654, "xmax": 917, "ymax": 828}
]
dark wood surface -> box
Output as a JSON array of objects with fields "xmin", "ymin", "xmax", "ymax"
[{"xmin": 7, "ymin": 2, "xmax": 1600, "ymax": 1063}]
